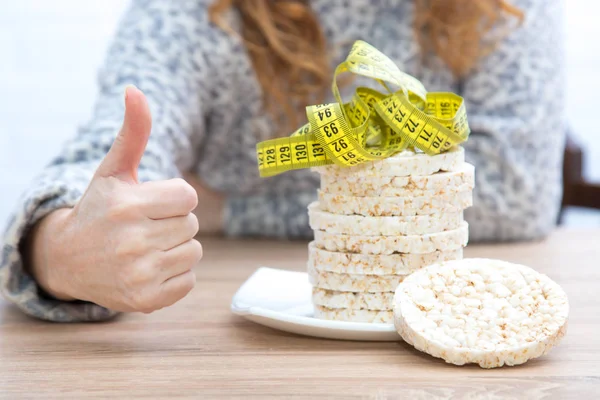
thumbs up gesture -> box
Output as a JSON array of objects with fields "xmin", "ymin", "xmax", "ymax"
[{"xmin": 28, "ymin": 86, "xmax": 202, "ymax": 314}]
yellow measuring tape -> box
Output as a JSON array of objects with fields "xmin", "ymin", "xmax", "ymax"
[{"xmin": 256, "ymin": 40, "xmax": 470, "ymax": 178}]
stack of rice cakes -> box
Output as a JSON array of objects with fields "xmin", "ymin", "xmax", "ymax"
[{"xmin": 308, "ymin": 146, "xmax": 474, "ymax": 323}]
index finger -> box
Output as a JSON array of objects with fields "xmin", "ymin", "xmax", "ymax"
[{"xmin": 135, "ymin": 178, "xmax": 198, "ymax": 219}]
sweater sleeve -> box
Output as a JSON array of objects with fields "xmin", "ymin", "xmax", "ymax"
[
  {"xmin": 0, "ymin": 0, "xmax": 216, "ymax": 321},
  {"xmin": 461, "ymin": 0, "xmax": 566, "ymax": 241}
]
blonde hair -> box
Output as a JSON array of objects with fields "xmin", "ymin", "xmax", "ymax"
[{"xmin": 209, "ymin": 0, "xmax": 523, "ymax": 134}]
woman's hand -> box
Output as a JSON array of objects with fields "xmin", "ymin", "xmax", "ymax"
[{"xmin": 26, "ymin": 86, "xmax": 202, "ymax": 313}]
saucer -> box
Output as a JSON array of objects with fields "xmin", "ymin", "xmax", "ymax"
[{"xmin": 231, "ymin": 267, "xmax": 399, "ymax": 342}]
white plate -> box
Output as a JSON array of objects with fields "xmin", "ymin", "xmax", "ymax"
[{"xmin": 231, "ymin": 267, "xmax": 400, "ymax": 342}]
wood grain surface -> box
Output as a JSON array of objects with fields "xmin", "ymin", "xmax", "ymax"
[{"xmin": 0, "ymin": 228, "xmax": 598, "ymax": 399}]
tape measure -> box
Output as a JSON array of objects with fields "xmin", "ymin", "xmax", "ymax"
[{"xmin": 256, "ymin": 40, "xmax": 470, "ymax": 178}]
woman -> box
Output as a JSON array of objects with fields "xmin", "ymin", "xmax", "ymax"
[{"xmin": 0, "ymin": 0, "xmax": 565, "ymax": 322}]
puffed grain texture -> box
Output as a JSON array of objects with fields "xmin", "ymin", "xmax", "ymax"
[
  {"xmin": 308, "ymin": 264, "xmax": 406, "ymax": 292},
  {"xmin": 319, "ymin": 163, "xmax": 475, "ymax": 197},
  {"xmin": 313, "ymin": 222, "xmax": 469, "ymax": 255},
  {"xmin": 393, "ymin": 258, "xmax": 569, "ymax": 368},
  {"xmin": 312, "ymin": 288, "xmax": 394, "ymax": 310},
  {"xmin": 318, "ymin": 190, "xmax": 473, "ymax": 217},
  {"xmin": 308, "ymin": 202, "xmax": 464, "ymax": 235},
  {"xmin": 308, "ymin": 242, "xmax": 463, "ymax": 275},
  {"xmin": 314, "ymin": 305, "xmax": 394, "ymax": 323}
]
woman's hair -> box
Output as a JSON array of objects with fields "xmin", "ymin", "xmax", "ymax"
[{"xmin": 209, "ymin": 0, "xmax": 523, "ymax": 134}]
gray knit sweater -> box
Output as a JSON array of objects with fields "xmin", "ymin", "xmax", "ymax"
[{"xmin": 0, "ymin": 0, "xmax": 566, "ymax": 321}]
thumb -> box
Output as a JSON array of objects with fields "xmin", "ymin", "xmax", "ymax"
[{"xmin": 95, "ymin": 85, "xmax": 152, "ymax": 183}]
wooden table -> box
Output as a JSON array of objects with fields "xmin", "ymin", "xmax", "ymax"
[{"xmin": 1, "ymin": 228, "xmax": 599, "ymax": 398}]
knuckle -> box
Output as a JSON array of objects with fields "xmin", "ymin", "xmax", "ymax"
[
  {"xmin": 131, "ymin": 291, "xmax": 157, "ymax": 314},
  {"xmin": 114, "ymin": 234, "xmax": 146, "ymax": 258},
  {"xmin": 106, "ymin": 198, "xmax": 140, "ymax": 222},
  {"xmin": 173, "ymin": 179, "xmax": 198, "ymax": 212},
  {"xmin": 114, "ymin": 240, "xmax": 138, "ymax": 259},
  {"xmin": 188, "ymin": 213, "xmax": 200, "ymax": 237},
  {"xmin": 176, "ymin": 271, "xmax": 197, "ymax": 298},
  {"xmin": 134, "ymin": 263, "xmax": 156, "ymax": 284},
  {"xmin": 172, "ymin": 177, "xmax": 187, "ymax": 186},
  {"xmin": 188, "ymin": 239, "xmax": 203, "ymax": 264},
  {"xmin": 182, "ymin": 271, "xmax": 196, "ymax": 294},
  {"xmin": 116, "ymin": 263, "xmax": 160, "ymax": 313},
  {"xmin": 152, "ymin": 250, "xmax": 170, "ymax": 271},
  {"xmin": 105, "ymin": 202, "xmax": 128, "ymax": 222},
  {"xmin": 119, "ymin": 261, "xmax": 154, "ymax": 291}
]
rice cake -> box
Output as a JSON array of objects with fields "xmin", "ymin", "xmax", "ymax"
[
  {"xmin": 313, "ymin": 222, "xmax": 469, "ymax": 255},
  {"xmin": 312, "ymin": 288, "xmax": 394, "ymax": 310},
  {"xmin": 308, "ymin": 202, "xmax": 463, "ymax": 235},
  {"xmin": 318, "ymin": 190, "xmax": 472, "ymax": 217},
  {"xmin": 308, "ymin": 264, "xmax": 405, "ymax": 292},
  {"xmin": 319, "ymin": 163, "xmax": 474, "ymax": 197},
  {"xmin": 314, "ymin": 305, "xmax": 394, "ymax": 324},
  {"xmin": 308, "ymin": 242, "xmax": 462, "ymax": 275},
  {"xmin": 393, "ymin": 258, "xmax": 569, "ymax": 368},
  {"xmin": 313, "ymin": 146, "xmax": 464, "ymax": 178}
]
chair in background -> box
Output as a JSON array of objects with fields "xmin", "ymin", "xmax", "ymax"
[{"xmin": 559, "ymin": 133, "xmax": 600, "ymax": 224}]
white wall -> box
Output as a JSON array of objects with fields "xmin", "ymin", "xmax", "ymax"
[
  {"xmin": 0, "ymin": 0, "xmax": 128, "ymax": 227},
  {"xmin": 0, "ymin": 0, "xmax": 599, "ymax": 228},
  {"xmin": 564, "ymin": 1, "xmax": 600, "ymax": 176}
]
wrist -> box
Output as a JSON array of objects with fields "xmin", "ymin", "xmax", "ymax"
[{"xmin": 26, "ymin": 208, "xmax": 76, "ymax": 301}]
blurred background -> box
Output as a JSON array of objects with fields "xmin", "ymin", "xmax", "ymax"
[{"xmin": 0, "ymin": 0, "xmax": 599, "ymax": 229}]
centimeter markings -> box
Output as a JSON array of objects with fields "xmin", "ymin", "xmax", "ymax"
[
  {"xmin": 309, "ymin": 103, "xmax": 366, "ymax": 167},
  {"xmin": 257, "ymin": 134, "xmax": 331, "ymax": 177}
]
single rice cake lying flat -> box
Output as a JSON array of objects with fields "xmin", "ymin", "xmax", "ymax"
[
  {"xmin": 312, "ymin": 288, "xmax": 394, "ymax": 310},
  {"xmin": 313, "ymin": 222, "xmax": 469, "ymax": 255},
  {"xmin": 319, "ymin": 163, "xmax": 475, "ymax": 197},
  {"xmin": 393, "ymin": 258, "xmax": 569, "ymax": 368},
  {"xmin": 313, "ymin": 146, "xmax": 464, "ymax": 178},
  {"xmin": 318, "ymin": 190, "xmax": 473, "ymax": 217},
  {"xmin": 314, "ymin": 305, "xmax": 394, "ymax": 324},
  {"xmin": 308, "ymin": 202, "xmax": 464, "ymax": 236},
  {"xmin": 308, "ymin": 242, "xmax": 463, "ymax": 275},
  {"xmin": 308, "ymin": 264, "xmax": 406, "ymax": 292}
]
